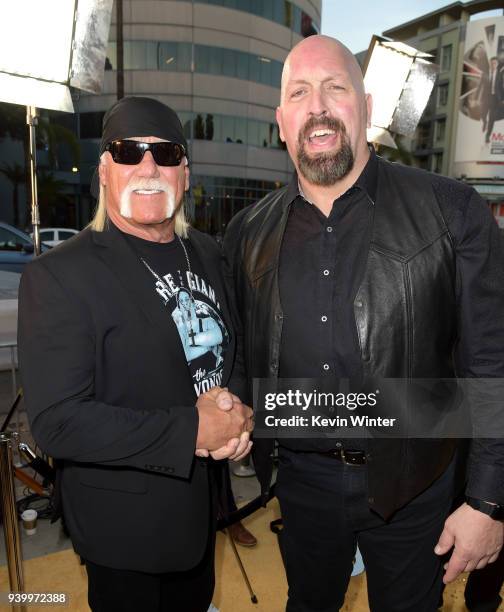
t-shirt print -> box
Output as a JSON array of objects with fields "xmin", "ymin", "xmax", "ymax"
[{"xmin": 153, "ymin": 268, "xmax": 229, "ymax": 395}]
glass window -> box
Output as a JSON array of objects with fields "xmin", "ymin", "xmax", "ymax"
[
  {"xmin": 212, "ymin": 114, "xmax": 222, "ymax": 142},
  {"xmin": 209, "ymin": 47, "xmax": 223, "ymax": 75},
  {"xmin": 182, "ymin": 117, "xmax": 192, "ymax": 139},
  {"xmin": 177, "ymin": 43, "xmax": 192, "ymax": 72},
  {"xmin": 415, "ymin": 123, "xmax": 430, "ymax": 149},
  {"xmin": 194, "ymin": 114, "xmax": 205, "ymax": 139},
  {"xmin": 222, "ymin": 116, "xmax": 235, "ymax": 142},
  {"xmin": 284, "ymin": 1, "xmax": 293, "ymax": 28},
  {"xmin": 258, "ymin": 121, "xmax": 270, "ymax": 147},
  {"xmin": 261, "ymin": 0, "xmax": 273, "ymax": 20},
  {"xmin": 236, "ymin": 51, "xmax": 249, "ymax": 80},
  {"xmin": 438, "ymin": 84, "xmax": 449, "ymax": 107},
  {"xmin": 247, "ymin": 120, "xmax": 260, "ymax": 146},
  {"xmin": 222, "ymin": 48, "xmax": 237, "ymax": 78},
  {"xmin": 292, "ymin": 5, "xmax": 302, "ymax": 34},
  {"xmin": 59, "ymin": 231, "xmax": 76, "ymax": 241},
  {"xmin": 259, "ymin": 57, "xmax": 272, "ymax": 85},
  {"xmin": 39, "ymin": 230, "xmax": 53, "ymax": 240},
  {"xmin": 249, "ymin": 56, "xmax": 261, "ymax": 83},
  {"xmin": 205, "ymin": 114, "xmax": 215, "ymax": 140},
  {"xmin": 235, "ymin": 117, "xmax": 247, "ymax": 143},
  {"xmin": 236, "ymin": 0, "xmax": 250, "ymax": 11},
  {"xmin": 129, "ymin": 42, "xmax": 152, "ymax": 70},
  {"xmin": 249, "ymin": 0, "xmax": 261, "ymax": 15},
  {"xmin": 195, "ymin": 45, "xmax": 210, "ymax": 74},
  {"xmin": 301, "ymin": 12, "xmax": 318, "ymax": 37},
  {"xmin": 159, "ymin": 42, "xmax": 178, "ymax": 71},
  {"xmin": 435, "ymin": 119, "xmax": 446, "ymax": 142},
  {"xmin": 145, "ymin": 42, "xmax": 158, "ymax": 69},
  {"xmin": 0, "ymin": 228, "xmax": 30, "ymax": 251},
  {"xmin": 441, "ymin": 45, "xmax": 452, "ymax": 72},
  {"xmin": 273, "ymin": 0, "xmax": 285, "ymax": 25},
  {"xmin": 271, "ymin": 61, "xmax": 283, "ymax": 88}
]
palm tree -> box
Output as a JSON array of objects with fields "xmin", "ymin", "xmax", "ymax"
[
  {"xmin": 0, "ymin": 162, "xmax": 26, "ymax": 226},
  {"xmin": 39, "ymin": 119, "xmax": 81, "ymax": 170}
]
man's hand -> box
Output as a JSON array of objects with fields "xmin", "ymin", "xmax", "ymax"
[
  {"xmin": 195, "ymin": 387, "xmax": 253, "ymax": 460},
  {"xmin": 434, "ymin": 503, "xmax": 504, "ymax": 583}
]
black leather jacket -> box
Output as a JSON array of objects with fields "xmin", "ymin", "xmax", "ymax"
[{"xmin": 223, "ymin": 156, "xmax": 504, "ymax": 519}]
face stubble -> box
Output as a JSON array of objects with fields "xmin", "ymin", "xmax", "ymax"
[{"xmin": 296, "ymin": 116, "xmax": 354, "ymax": 186}]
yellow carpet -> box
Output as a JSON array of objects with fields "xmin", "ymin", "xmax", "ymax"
[{"xmin": 1, "ymin": 500, "xmax": 502, "ymax": 611}]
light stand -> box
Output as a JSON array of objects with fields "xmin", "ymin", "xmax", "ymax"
[{"xmin": 26, "ymin": 106, "xmax": 41, "ymax": 256}]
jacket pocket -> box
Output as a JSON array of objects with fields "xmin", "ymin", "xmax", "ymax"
[{"xmin": 78, "ymin": 465, "xmax": 148, "ymax": 494}]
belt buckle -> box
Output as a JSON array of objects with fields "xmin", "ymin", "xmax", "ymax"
[
  {"xmin": 340, "ymin": 448, "xmax": 351, "ymax": 464},
  {"xmin": 340, "ymin": 449, "xmax": 365, "ymax": 465}
]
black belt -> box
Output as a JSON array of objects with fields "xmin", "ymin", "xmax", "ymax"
[{"xmin": 317, "ymin": 448, "xmax": 367, "ymax": 465}]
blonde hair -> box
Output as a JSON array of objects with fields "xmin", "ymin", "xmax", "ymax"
[{"xmin": 88, "ymin": 156, "xmax": 190, "ymax": 238}]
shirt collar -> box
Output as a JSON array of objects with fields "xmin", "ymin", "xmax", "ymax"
[{"xmin": 285, "ymin": 144, "xmax": 378, "ymax": 206}]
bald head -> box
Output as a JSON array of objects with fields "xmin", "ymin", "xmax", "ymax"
[{"xmin": 281, "ymin": 36, "xmax": 365, "ymax": 104}]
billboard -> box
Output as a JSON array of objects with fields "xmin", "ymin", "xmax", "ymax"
[{"xmin": 454, "ymin": 17, "xmax": 504, "ymax": 176}]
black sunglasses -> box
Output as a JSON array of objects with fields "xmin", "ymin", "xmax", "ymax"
[{"xmin": 104, "ymin": 140, "xmax": 186, "ymax": 166}]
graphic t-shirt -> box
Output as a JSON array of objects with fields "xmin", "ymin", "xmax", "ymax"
[{"xmin": 125, "ymin": 233, "xmax": 229, "ymax": 396}]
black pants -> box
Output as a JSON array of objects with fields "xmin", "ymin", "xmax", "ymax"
[
  {"xmin": 465, "ymin": 549, "xmax": 504, "ymax": 612},
  {"xmin": 84, "ymin": 533, "xmax": 215, "ymax": 612},
  {"xmin": 276, "ymin": 447, "xmax": 457, "ymax": 612}
]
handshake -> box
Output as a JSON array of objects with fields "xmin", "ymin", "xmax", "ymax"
[{"xmin": 195, "ymin": 387, "xmax": 254, "ymax": 461}]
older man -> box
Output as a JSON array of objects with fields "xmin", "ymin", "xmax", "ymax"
[
  {"xmin": 223, "ymin": 36, "xmax": 504, "ymax": 611},
  {"xmin": 18, "ymin": 96, "xmax": 252, "ymax": 612}
]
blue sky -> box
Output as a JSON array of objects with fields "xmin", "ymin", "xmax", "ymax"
[{"xmin": 321, "ymin": 1, "xmax": 503, "ymax": 52}]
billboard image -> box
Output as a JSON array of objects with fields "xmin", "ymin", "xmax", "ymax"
[{"xmin": 455, "ymin": 17, "xmax": 504, "ymax": 165}]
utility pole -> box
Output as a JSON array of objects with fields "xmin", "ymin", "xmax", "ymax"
[{"xmin": 116, "ymin": 0, "xmax": 124, "ymax": 99}]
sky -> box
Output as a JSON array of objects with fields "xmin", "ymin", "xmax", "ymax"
[{"xmin": 321, "ymin": 0, "xmax": 503, "ymax": 53}]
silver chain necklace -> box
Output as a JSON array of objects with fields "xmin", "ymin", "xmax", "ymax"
[{"xmin": 140, "ymin": 234, "xmax": 195, "ymax": 303}]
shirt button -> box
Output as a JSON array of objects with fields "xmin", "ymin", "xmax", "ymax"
[
  {"xmin": 355, "ymin": 300, "xmax": 363, "ymax": 308},
  {"xmin": 321, "ymin": 315, "xmax": 327, "ymax": 322},
  {"xmin": 323, "ymin": 363, "xmax": 330, "ymax": 371},
  {"xmin": 368, "ymin": 497, "xmax": 375, "ymax": 504},
  {"xmin": 326, "ymin": 226, "xmax": 333, "ymax": 233},
  {"xmin": 323, "ymin": 269, "xmax": 330, "ymax": 276}
]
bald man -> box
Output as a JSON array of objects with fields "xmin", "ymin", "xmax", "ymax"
[{"xmin": 223, "ymin": 36, "xmax": 504, "ymax": 611}]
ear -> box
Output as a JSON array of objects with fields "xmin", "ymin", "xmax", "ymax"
[
  {"xmin": 276, "ymin": 107, "xmax": 286, "ymax": 142},
  {"xmin": 365, "ymin": 93, "xmax": 373, "ymax": 129},
  {"xmin": 98, "ymin": 157, "xmax": 107, "ymax": 186},
  {"xmin": 184, "ymin": 163, "xmax": 190, "ymax": 192}
]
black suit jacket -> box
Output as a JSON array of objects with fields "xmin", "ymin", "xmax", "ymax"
[{"xmin": 18, "ymin": 224, "xmax": 235, "ymax": 573}]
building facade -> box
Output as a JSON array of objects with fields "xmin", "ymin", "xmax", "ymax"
[
  {"xmin": 61, "ymin": 0, "xmax": 321, "ymax": 232},
  {"xmin": 382, "ymin": 0, "xmax": 504, "ymax": 227}
]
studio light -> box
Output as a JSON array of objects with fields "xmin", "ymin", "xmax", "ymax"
[{"xmin": 363, "ymin": 36, "xmax": 439, "ymax": 149}]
